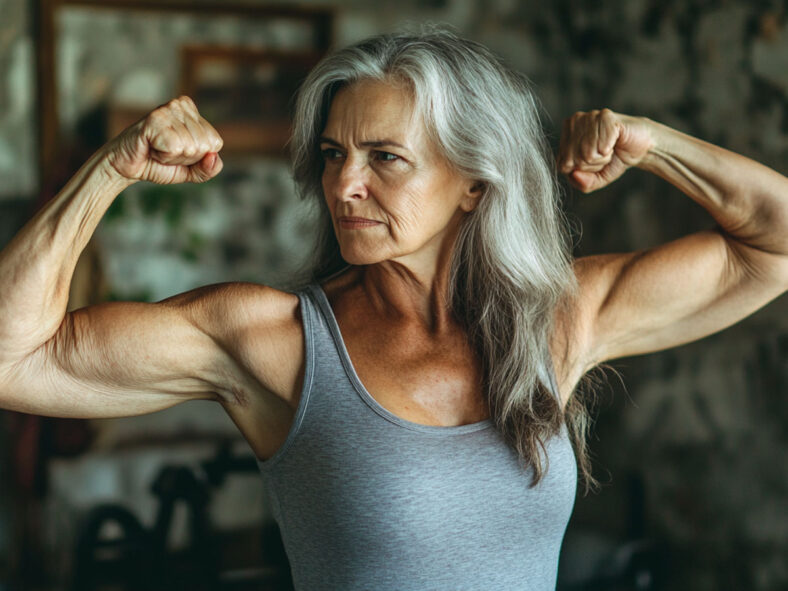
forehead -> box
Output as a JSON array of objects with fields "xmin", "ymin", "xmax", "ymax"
[{"xmin": 322, "ymin": 79, "xmax": 428, "ymax": 146}]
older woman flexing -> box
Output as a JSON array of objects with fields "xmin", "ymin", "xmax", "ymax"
[{"xmin": 0, "ymin": 30, "xmax": 785, "ymax": 590}]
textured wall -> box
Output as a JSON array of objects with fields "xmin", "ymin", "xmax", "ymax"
[
  {"xmin": 0, "ymin": 0, "xmax": 36, "ymax": 200},
  {"xmin": 0, "ymin": 0, "xmax": 786, "ymax": 589}
]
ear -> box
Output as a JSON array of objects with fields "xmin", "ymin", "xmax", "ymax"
[{"xmin": 460, "ymin": 181, "xmax": 485, "ymax": 213}]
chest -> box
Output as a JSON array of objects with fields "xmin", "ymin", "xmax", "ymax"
[{"xmin": 339, "ymin": 319, "xmax": 490, "ymax": 427}]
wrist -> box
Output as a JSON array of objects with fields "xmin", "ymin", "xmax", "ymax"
[
  {"xmin": 95, "ymin": 149, "xmax": 139, "ymax": 192},
  {"xmin": 636, "ymin": 118, "xmax": 674, "ymax": 173}
]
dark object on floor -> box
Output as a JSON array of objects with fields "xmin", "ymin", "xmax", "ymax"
[{"xmin": 69, "ymin": 442, "xmax": 294, "ymax": 590}]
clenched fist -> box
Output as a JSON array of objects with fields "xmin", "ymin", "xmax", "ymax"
[
  {"xmin": 557, "ymin": 108, "xmax": 654, "ymax": 193},
  {"xmin": 103, "ymin": 96, "xmax": 224, "ymax": 185}
]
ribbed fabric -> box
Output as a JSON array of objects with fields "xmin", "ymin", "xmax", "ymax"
[{"xmin": 257, "ymin": 282, "xmax": 577, "ymax": 590}]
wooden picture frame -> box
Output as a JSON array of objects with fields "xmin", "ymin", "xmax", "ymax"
[
  {"xmin": 180, "ymin": 46, "xmax": 323, "ymax": 156},
  {"xmin": 35, "ymin": 0, "xmax": 334, "ymax": 185}
]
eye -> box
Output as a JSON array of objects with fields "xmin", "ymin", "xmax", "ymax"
[
  {"xmin": 375, "ymin": 151, "xmax": 400, "ymax": 162},
  {"xmin": 321, "ymin": 147, "xmax": 343, "ymax": 160}
]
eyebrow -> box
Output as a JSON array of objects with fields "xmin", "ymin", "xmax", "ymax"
[{"xmin": 318, "ymin": 136, "xmax": 410, "ymax": 151}]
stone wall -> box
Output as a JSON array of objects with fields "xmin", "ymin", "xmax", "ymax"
[
  {"xmin": 0, "ymin": 0, "xmax": 786, "ymax": 589},
  {"xmin": 0, "ymin": 0, "xmax": 36, "ymax": 201}
]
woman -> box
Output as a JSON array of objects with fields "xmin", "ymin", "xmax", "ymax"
[{"xmin": 0, "ymin": 29, "xmax": 785, "ymax": 589}]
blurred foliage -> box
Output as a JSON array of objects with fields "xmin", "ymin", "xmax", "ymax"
[{"xmin": 104, "ymin": 182, "xmax": 209, "ymax": 228}]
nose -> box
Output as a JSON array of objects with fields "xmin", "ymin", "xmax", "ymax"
[{"xmin": 333, "ymin": 159, "xmax": 369, "ymax": 202}]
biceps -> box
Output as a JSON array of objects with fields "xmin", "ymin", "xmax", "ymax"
[
  {"xmin": 3, "ymin": 301, "xmax": 223, "ymax": 418},
  {"xmin": 587, "ymin": 229, "xmax": 787, "ymax": 363}
]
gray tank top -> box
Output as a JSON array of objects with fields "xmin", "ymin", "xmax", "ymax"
[{"xmin": 257, "ymin": 282, "xmax": 577, "ymax": 590}]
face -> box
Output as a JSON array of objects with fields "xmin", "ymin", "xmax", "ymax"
[{"xmin": 319, "ymin": 79, "xmax": 481, "ymax": 268}]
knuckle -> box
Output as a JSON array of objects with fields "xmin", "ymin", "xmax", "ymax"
[
  {"xmin": 150, "ymin": 127, "xmax": 182, "ymax": 151},
  {"xmin": 203, "ymin": 125, "xmax": 223, "ymax": 150},
  {"xmin": 142, "ymin": 114, "xmax": 168, "ymax": 138},
  {"xmin": 147, "ymin": 108, "xmax": 168, "ymax": 124},
  {"xmin": 161, "ymin": 138, "xmax": 183, "ymax": 154},
  {"xmin": 177, "ymin": 95, "xmax": 196, "ymax": 109}
]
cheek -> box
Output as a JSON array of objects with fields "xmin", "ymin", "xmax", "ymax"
[
  {"xmin": 387, "ymin": 185, "xmax": 446, "ymax": 241},
  {"xmin": 392, "ymin": 191, "xmax": 424, "ymax": 232}
]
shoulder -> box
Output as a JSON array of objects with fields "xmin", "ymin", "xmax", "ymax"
[
  {"xmin": 167, "ymin": 282, "xmax": 310, "ymax": 452},
  {"xmin": 165, "ymin": 282, "xmax": 305, "ymax": 394},
  {"xmin": 165, "ymin": 281, "xmax": 302, "ymax": 334}
]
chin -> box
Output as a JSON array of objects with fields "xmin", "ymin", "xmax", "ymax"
[
  {"xmin": 338, "ymin": 243, "xmax": 391, "ymax": 266},
  {"xmin": 340, "ymin": 250, "xmax": 384, "ymax": 266}
]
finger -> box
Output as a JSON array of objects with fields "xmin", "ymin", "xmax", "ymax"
[
  {"xmin": 175, "ymin": 95, "xmax": 198, "ymax": 114},
  {"xmin": 186, "ymin": 152, "xmax": 223, "ymax": 183},
  {"xmin": 578, "ymin": 142, "xmax": 610, "ymax": 169},
  {"xmin": 149, "ymin": 119, "xmax": 205, "ymax": 166},
  {"xmin": 145, "ymin": 97, "xmax": 221, "ymax": 164},
  {"xmin": 598, "ymin": 109, "xmax": 618, "ymax": 156},
  {"xmin": 176, "ymin": 114, "xmax": 204, "ymax": 160},
  {"xmin": 139, "ymin": 159, "xmax": 192, "ymax": 185},
  {"xmin": 173, "ymin": 96, "xmax": 223, "ymax": 153},
  {"xmin": 571, "ymin": 160, "xmax": 607, "ymax": 173},
  {"xmin": 595, "ymin": 113, "xmax": 606, "ymax": 156},
  {"xmin": 580, "ymin": 112, "xmax": 605, "ymax": 163},
  {"xmin": 150, "ymin": 153, "xmax": 218, "ymax": 185},
  {"xmin": 197, "ymin": 116, "xmax": 223, "ymax": 153},
  {"xmin": 166, "ymin": 96, "xmax": 199, "ymax": 125},
  {"xmin": 180, "ymin": 109, "xmax": 224, "ymax": 155},
  {"xmin": 147, "ymin": 117, "xmax": 187, "ymax": 160},
  {"xmin": 569, "ymin": 170, "xmax": 600, "ymax": 193}
]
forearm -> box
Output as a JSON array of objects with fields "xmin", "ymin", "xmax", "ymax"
[
  {"xmin": 0, "ymin": 149, "xmax": 134, "ymax": 362},
  {"xmin": 638, "ymin": 119, "xmax": 788, "ymax": 256}
]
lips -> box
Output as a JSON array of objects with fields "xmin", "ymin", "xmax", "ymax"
[
  {"xmin": 338, "ymin": 216, "xmax": 382, "ymax": 229},
  {"xmin": 339, "ymin": 216, "xmax": 379, "ymax": 223}
]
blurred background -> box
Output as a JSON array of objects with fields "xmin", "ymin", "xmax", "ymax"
[{"xmin": 0, "ymin": 0, "xmax": 785, "ymax": 590}]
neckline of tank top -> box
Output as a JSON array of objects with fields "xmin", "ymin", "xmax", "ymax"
[{"xmin": 307, "ymin": 281, "xmax": 495, "ymax": 435}]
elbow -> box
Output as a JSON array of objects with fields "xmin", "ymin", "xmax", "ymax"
[
  {"xmin": 717, "ymin": 183, "xmax": 788, "ymax": 260},
  {"xmin": 723, "ymin": 228, "xmax": 788, "ymax": 295},
  {"xmin": 749, "ymin": 192, "xmax": 788, "ymax": 257}
]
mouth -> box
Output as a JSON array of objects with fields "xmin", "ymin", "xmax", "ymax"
[{"xmin": 338, "ymin": 216, "xmax": 381, "ymax": 229}]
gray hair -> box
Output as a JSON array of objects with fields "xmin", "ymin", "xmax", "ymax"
[{"xmin": 287, "ymin": 27, "xmax": 594, "ymax": 490}]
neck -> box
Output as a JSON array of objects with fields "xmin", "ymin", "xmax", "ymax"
[{"xmin": 354, "ymin": 214, "xmax": 463, "ymax": 335}]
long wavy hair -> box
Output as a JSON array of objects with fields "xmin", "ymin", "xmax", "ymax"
[{"xmin": 285, "ymin": 27, "xmax": 595, "ymax": 491}]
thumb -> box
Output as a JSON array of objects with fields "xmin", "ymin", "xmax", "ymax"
[
  {"xmin": 188, "ymin": 151, "xmax": 223, "ymax": 183},
  {"xmin": 570, "ymin": 170, "xmax": 599, "ymax": 193}
]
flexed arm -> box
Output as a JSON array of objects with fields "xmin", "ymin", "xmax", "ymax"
[
  {"xmin": 0, "ymin": 97, "xmax": 240, "ymax": 417},
  {"xmin": 555, "ymin": 109, "xmax": 787, "ymax": 383},
  {"xmin": 1, "ymin": 98, "xmax": 221, "ymax": 353}
]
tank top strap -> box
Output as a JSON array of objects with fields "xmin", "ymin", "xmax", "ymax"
[
  {"xmin": 300, "ymin": 282, "xmax": 353, "ymax": 360},
  {"xmin": 296, "ymin": 282, "xmax": 366, "ymax": 407},
  {"xmin": 256, "ymin": 282, "xmax": 361, "ymax": 470}
]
